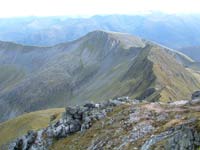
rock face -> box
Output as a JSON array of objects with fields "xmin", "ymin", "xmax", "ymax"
[
  {"xmin": 165, "ymin": 126, "xmax": 200, "ymax": 150},
  {"xmin": 141, "ymin": 120, "xmax": 200, "ymax": 150},
  {"xmin": 8, "ymin": 97, "xmax": 200, "ymax": 150},
  {"xmin": 8, "ymin": 97, "xmax": 131, "ymax": 150},
  {"xmin": 192, "ymin": 91, "xmax": 200, "ymax": 100}
]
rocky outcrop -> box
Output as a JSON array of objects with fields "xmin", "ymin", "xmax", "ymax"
[
  {"xmin": 8, "ymin": 97, "xmax": 132, "ymax": 150},
  {"xmin": 192, "ymin": 91, "xmax": 200, "ymax": 100},
  {"xmin": 8, "ymin": 97, "xmax": 200, "ymax": 150},
  {"xmin": 86, "ymin": 100, "xmax": 200, "ymax": 150},
  {"xmin": 141, "ymin": 119, "xmax": 200, "ymax": 150}
]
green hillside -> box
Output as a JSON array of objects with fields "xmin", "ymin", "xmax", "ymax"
[
  {"xmin": 0, "ymin": 108, "xmax": 64, "ymax": 148},
  {"xmin": 0, "ymin": 30, "xmax": 200, "ymax": 123}
]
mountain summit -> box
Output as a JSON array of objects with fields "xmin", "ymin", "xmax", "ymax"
[{"xmin": 0, "ymin": 30, "xmax": 200, "ymax": 122}]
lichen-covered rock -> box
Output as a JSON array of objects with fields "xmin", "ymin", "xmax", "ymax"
[
  {"xmin": 141, "ymin": 120, "xmax": 200, "ymax": 150},
  {"xmin": 165, "ymin": 127, "xmax": 199, "ymax": 150},
  {"xmin": 8, "ymin": 131, "xmax": 37, "ymax": 150},
  {"xmin": 8, "ymin": 95, "xmax": 200, "ymax": 150},
  {"xmin": 156, "ymin": 112, "xmax": 168, "ymax": 121},
  {"xmin": 9, "ymin": 98, "xmax": 133, "ymax": 150}
]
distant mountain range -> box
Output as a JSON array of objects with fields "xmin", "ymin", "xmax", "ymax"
[
  {"xmin": 0, "ymin": 30, "xmax": 200, "ymax": 122},
  {"xmin": 0, "ymin": 14, "xmax": 200, "ymax": 61}
]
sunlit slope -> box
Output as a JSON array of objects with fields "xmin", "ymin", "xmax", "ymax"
[
  {"xmin": 0, "ymin": 108, "xmax": 64, "ymax": 148},
  {"xmin": 148, "ymin": 45, "xmax": 200, "ymax": 101}
]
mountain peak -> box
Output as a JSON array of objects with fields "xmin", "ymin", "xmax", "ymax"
[
  {"xmin": 84, "ymin": 30, "xmax": 146, "ymax": 49},
  {"xmin": 87, "ymin": 30, "xmax": 135, "ymax": 36},
  {"xmin": 0, "ymin": 30, "xmax": 200, "ymax": 123}
]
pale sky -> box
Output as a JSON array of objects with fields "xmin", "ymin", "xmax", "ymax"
[{"xmin": 0, "ymin": 0, "xmax": 200, "ymax": 18}]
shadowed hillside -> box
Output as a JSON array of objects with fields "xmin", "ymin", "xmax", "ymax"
[{"xmin": 0, "ymin": 30, "xmax": 200, "ymax": 122}]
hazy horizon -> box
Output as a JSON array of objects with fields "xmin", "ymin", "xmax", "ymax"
[{"xmin": 0, "ymin": 0, "xmax": 200, "ymax": 18}]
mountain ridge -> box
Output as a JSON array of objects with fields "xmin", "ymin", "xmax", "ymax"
[{"xmin": 0, "ymin": 30, "xmax": 200, "ymax": 122}]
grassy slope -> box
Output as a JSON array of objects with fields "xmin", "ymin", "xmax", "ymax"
[
  {"xmin": 50, "ymin": 102, "xmax": 200, "ymax": 150},
  {"xmin": 90, "ymin": 43, "xmax": 200, "ymax": 102},
  {"xmin": 1, "ymin": 32, "xmax": 200, "ymax": 148},
  {"xmin": 186, "ymin": 68, "xmax": 200, "ymax": 83},
  {"xmin": 121, "ymin": 45, "xmax": 156, "ymax": 99},
  {"xmin": 71, "ymin": 41, "xmax": 154, "ymax": 103},
  {"xmin": 149, "ymin": 46, "xmax": 200, "ymax": 101},
  {"xmin": 1, "ymin": 30, "xmax": 200, "ymax": 123},
  {"xmin": 0, "ymin": 65, "xmax": 25, "ymax": 94},
  {"xmin": 0, "ymin": 108, "xmax": 64, "ymax": 147}
]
